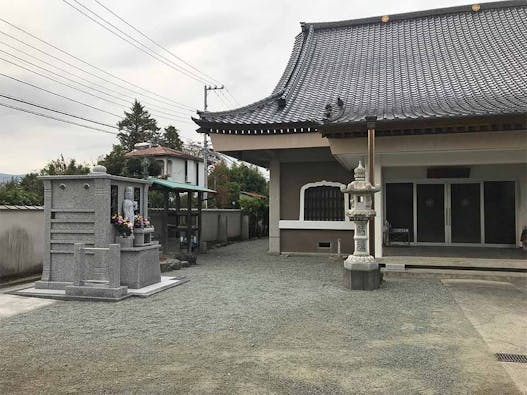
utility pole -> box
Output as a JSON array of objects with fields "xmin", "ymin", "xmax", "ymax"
[{"xmin": 203, "ymin": 85, "xmax": 224, "ymax": 208}]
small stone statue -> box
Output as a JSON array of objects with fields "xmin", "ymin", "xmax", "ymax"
[{"xmin": 123, "ymin": 186, "xmax": 135, "ymax": 223}]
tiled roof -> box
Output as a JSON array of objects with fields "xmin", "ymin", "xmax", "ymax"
[
  {"xmin": 0, "ymin": 205, "xmax": 43, "ymax": 210},
  {"xmin": 125, "ymin": 146, "xmax": 201, "ymax": 161},
  {"xmin": 194, "ymin": 1, "xmax": 527, "ymax": 132}
]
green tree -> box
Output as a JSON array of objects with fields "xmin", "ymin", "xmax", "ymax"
[
  {"xmin": 98, "ymin": 144, "xmax": 128, "ymax": 176},
  {"xmin": 117, "ymin": 100, "xmax": 161, "ymax": 151},
  {"xmin": 162, "ymin": 125, "xmax": 184, "ymax": 150},
  {"xmin": 125, "ymin": 157, "xmax": 162, "ymax": 179},
  {"xmin": 229, "ymin": 163, "xmax": 267, "ymax": 195},
  {"xmin": 40, "ymin": 155, "xmax": 90, "ymax": 176},
  {"xmin": 0, "ymin": 155, "xmax": 90, "ymax": 205},
  {"xmin": 0, "ymin": 178, "xmax": 41, "ymax": 205},
  {"xmin": 208, "ymin": 161, "xmax": 240, "ymax": 208}
]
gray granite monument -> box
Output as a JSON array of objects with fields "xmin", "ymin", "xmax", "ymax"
[
  {"xmin": 341, "ymin": 162, "xmax": 382, "ymax": 290},
  {"xmin": 34, "ymin": 165, "xmax": 162, "ymax": 299}
]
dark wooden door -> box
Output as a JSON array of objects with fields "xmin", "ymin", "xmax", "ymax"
[{"xmin": 417, "ymin": 184, "xmax": 445, "ymax": 243}]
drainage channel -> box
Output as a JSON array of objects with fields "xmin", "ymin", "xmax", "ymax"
[{"xmin": 495, "ymin": 353, "xmax": 527, "ymax": 363}]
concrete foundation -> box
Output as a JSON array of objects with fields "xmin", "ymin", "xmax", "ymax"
[
  {"xmin": 120, "ymin": 245, "xmax": 161, "ymax": 289},
  {"xmin": 343, "ymin": 266, "xmax": 382, "ymax": 290}
]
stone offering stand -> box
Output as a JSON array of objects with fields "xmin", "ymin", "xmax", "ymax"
[{"xmin": 15, "ymin": 165, "xmax": 186, "ymax": 301}]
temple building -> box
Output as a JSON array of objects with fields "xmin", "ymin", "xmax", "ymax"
[{"xmin": 193, "ymin": 1, "xmax": 527, "ymax": 256}]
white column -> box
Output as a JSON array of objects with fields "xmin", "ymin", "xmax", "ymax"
[
  {"xmin": 269, "ymin": 157, "xmax": 280, "ymax": 254},
  {"xmin": 374, "ymin": 158, "xmax": 383, "ymax": 258}
]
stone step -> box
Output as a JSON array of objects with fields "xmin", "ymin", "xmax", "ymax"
[{"xmin": 382, "ymin": 268, "xmax": 527, "ymax": 288}]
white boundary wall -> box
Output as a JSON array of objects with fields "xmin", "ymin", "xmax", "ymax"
[{"xmin": 0, "ymin": 205, "xmax": 44, "ymax": 280}]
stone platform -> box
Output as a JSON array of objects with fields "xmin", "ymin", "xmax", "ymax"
[{"xmin": 10, "ymin": 276, "xmax": 188, "ymax": 302}]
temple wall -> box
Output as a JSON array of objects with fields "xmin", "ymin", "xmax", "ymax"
[
  {"xmin": 280, "ymin": 161, "xmax": 352, "ymax": 220},
  {"xmin": 0, "ymin": 206, "xmax": 44, "ymax": 280}
]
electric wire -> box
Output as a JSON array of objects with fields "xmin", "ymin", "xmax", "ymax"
[
  {"xmin": 92, "ymin": 0, "xmax": 224, "ymax": 86},
  {"xmin": 0, "ymin": 29, "xmax": 194, "ymax": 113},
  {"xmin": 63, "ymin": 0, "xmax": 210, "ymax": 85},
  {"xmin": 219, "ymin": 89, "xmax": 237, "ymax": 108},
  {"xmin": 0, "ymin": 101, "xmax": 118, "ymax": 135},
  {"xmin": 0, "ymin": 72, "xmax": 121, "ymax": 118},
  {"xmin": 213, "ymin": 90, "xmax": 231, "ymax": 110},
  {"xmin": 0, "ymin": 40, "xmax": 191, "ymax": 117},
  {"xmin": 224, "ymin": 87, "xmax": 240, "ymax": 106},
  {"xmin": 0, "ymin": 52, "xmax": 191, "ymax": 122},
  {"xmin": 0, "ymin": 93, "xmax": 118, "ymax": 129},
  {"xmin": 0, "ymin": 17, "xmax": 195, "ymax": 111}
]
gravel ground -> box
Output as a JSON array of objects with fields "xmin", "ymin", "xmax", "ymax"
[{"xmin": 0, "ymin": 239, "xmax": 519, "ymax": 394}]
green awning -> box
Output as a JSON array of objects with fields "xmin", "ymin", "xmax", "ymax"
[{"xmin": 148, "ymin": 177, "xmax": 216, "ymax": 193}]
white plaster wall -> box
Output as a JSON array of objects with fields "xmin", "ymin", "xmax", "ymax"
[
  {"xmin": 0, "ymin": 208, "xmax": 44, "ymax": 279},
  {"xmin": 197, "ymin": 161, "xmax": 205, "ymax": 187},
  {"xmin": 169, "ymin": 158, "xmax": 186, "ymax": 183}
]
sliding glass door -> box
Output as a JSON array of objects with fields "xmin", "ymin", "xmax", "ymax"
[{"xmin": 386, "ymin": 180, "xmax": 516, "ymax": 246}]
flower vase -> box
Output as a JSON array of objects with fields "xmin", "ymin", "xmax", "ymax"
[{"xmin": 117, "ymin": 234, "xmax": 134, "ymax": 249}]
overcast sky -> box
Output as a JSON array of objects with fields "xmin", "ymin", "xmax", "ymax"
[{"xmin": 0, "ymin": 0, "xmax": 474, "ymax": 174}]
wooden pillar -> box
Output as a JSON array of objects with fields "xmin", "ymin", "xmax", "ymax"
[
  {"xmin": 175, "ymin": 192, "xmax": 181, "ymax": 237},
  {"xmin": 186, "ymin": 191, "xmax": 192, "ymax": 253},
  {"xmin": 197, "ymin": 192, "xmax": 203, "ymax": 250},
  {"xmin": 366, "ymin": 116, "xmax": 377, "ymax": 256},
  {"xmin": 162, "ymin": 189, "xmax": 169, "ymax": 252}
]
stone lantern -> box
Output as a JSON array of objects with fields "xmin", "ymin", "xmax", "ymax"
[{"xmin": 340, "ymin": 161, "xmax": 382, "ymax": 290}]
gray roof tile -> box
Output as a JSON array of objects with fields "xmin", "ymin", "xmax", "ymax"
[{"xmin": 195, "ymin": 1, "xmax": 527, "ymax": 131}]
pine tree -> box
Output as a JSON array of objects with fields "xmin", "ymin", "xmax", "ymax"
[
  {"xmin": 162, "ymin": 125, "xmax": 184, "ymax": 150},
  {"xmin": 117, "ymin": 100, "xmax": 161, "ymax": 151}
]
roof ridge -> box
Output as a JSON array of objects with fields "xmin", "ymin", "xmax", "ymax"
[{"xmin": 302, "ymin": 1, "xmax": 526, "ymax": 29}]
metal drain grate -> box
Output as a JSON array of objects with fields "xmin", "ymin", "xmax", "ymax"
[{"xmin": 495, "ymin": 353, "xmax": 527, "ymax": 363}]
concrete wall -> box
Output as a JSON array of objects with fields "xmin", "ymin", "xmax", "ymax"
[
  {"xmin": 0, "ymin": 206, "xmax": 44, "ymax": 280},
  {"xmin": 281, "ymin": 229, "xmax": 354, "ymax": 254},
  {"xmin": 149, "ymin": 208, "xmax": 243, "ymax": 243}
]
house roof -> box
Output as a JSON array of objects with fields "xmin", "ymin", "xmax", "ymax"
[
  {"xmin": 125, "ymin": 146, "xmax": 201, "ymax": 162},
  {"xmin": 148, "ymin": 177, "xmax": 216, "ymax": 193},
  {"xmin": 194, "ymin": 1, "xmax": 527, "ymax": 134},
  {"xmin": 241, "ymin": 191, "xmax": 267, "ymax": 199}
]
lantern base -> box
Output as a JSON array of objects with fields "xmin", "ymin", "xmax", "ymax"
[{"xmin": 343, "ymin": 257, "xmax": 382, "ymax": 290}]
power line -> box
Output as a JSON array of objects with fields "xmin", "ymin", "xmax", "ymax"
[
  {"xmin": 0, "ymin": 40, "xmax": 191, "ymax": 117},
  {"xmin": 219, "ymin": 89, "xmax": 237, "ymax": 108},
  {"xmin": 0, "ymin": 101, "xmax": 118, "ymax": 135},
  {"xmin": 213, "ymin": 90, "xmax": 231, "ymax": 110},
  {"xmin": 0, "ymin": 51, "xmax": 191, "ymax": 122},
  {"xmin": 93, "ymin": 0, "xmax": 224, "ymax": 86},
  {"xmin": 0, "ymin": 93, "xmax": 118, "ymax": 129},
  {"xmin": 0, "ymin": 17, "xmax": 195, "ymax": 111},
  {"xmin": 63, "ymin": 0, "xmax": 211, "ymax": 85},
  {"xmin": 0, "ymin": 58, "xmax": 192, "ymax": 126},
  {"xmin": 0, "ymin": 72, "xmax": 121, "ymax": 118},
  {"xmin": 0, "ymin": 29, "xmax": 194, "ymax": 113},
  {"xmin": 224, "ymin": 87, "xmax": 241, "ymax": 107}
]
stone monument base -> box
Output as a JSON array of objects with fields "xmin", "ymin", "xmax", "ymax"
[
  {"xmin": 343, "ymin": 259, "xmax": 382, "ymax": 290},
  {"xmin": 120, "ymin": 244, "xmax": 161, "ymax": 289},
  {"xmin": 65, "ymin": 284, "xmax": 128, "ymax": 300}
]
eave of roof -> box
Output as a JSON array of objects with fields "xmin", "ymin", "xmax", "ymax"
[
  {"xmin": 148, "ymin": 177, "xmax": 216, "ymax": 193},
  {"xmin": 126, "ymin": 146, "xmax": 201, "ymax": 162}
]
